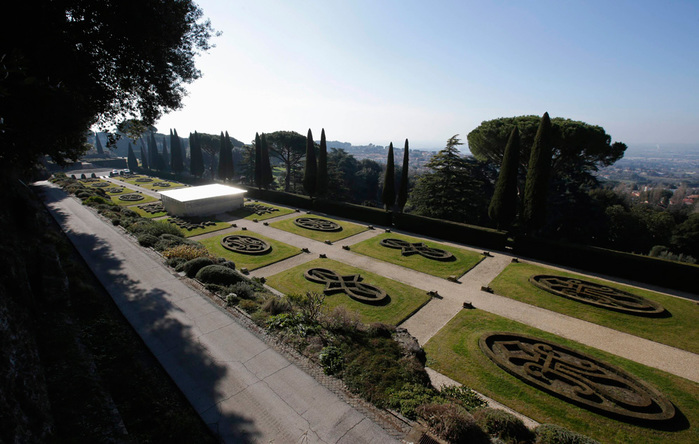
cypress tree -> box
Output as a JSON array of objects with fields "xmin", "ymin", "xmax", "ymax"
[
  {"xmin": 217, "ymin": 131, "xmax": 227, "ymax": 180},
  {"xmin": 148, "ymin": 133, "xmax": 159, "ymax": 169},
  {"xmin": 161, "ymin": 137, "xmax": 170, "ymax": 171},
  {"xmin": 381, "ymin": 142, "xmax": 396, "ymax": 210},
  {"xmin": 302, "ymin": 129, "xmax": 317, "ymax": 197},
  {"xmin": 254, "ymin": 132, "xmax": 263, "ymax": 188},
  {"xmin": 225, "ymin": 131, "xmax": 234, "ymax": 180},
  {"xmin": 190, "ymin": 131, "xmax": 204, "ymax": 177},
  {"xmin": 171, "ymin": 129, "xmax": 184, "ymax": 173},
  {"xmin": 488, "ymin": 127, "xmax": 520, "ymax": 229},
  {"xmin": 95, "ymin": 134, "xmax": 104, "ymax": 155},
  {"xmin": 139, "ymin": 139, "xmax": 149, "ymax": 170},
  {"xmin": 260, "ymin": 133, "xmax": 274, "ymax": 189},
  {"xmin": 523, "ymin": 112, "xmax": 553, "ymax": 232},
  {"xmin": 316, "ymin": 128, "xmax": 328, "ymax": 197},
  {"xmin": 396, "ymin": 138, "xmax": 410, "ymax": 212},
  {"xmin": 127, "ymin": 142, "xmax": 138, "ymax": 171}
]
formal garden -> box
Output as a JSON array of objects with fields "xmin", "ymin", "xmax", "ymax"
[
  {"xmin": 350, "ymin": 232, "xmax": 485, "ymax": 279},
  {"xmin": 198, "ymin": 231, "xmax": 301, "ymax": 271},
  {"xmin": 488, "ymin": 262, "xmax": 698, "ymax": 353},
  {"xmin": 229, "ymin": 201, "xmax": 296, "ymax": 221},
  {"xmin": 115, "ymin": 174, "xmax": 187, "ymax": 191},
  {"xmin": 269, "ymin": 215, "xmax": 367, "ymax": 242}
]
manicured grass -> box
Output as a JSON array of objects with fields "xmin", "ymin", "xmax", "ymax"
[
  {"xmin": 116, "ymin": 175, "xmax": 186, "ymax": 190},
  {"xmin": 166, "ymin": 218, "xmax": 230, "ymax": 238},
  {"xmin": 350, "ymin": 232, "xmax": 484, "ymax": 279},
  {"xmin": 269, "ymin": 215, "xmax": 367, "ymax": 242},
  {"xmin": 489, "ymin": 262, "xmax": 699, "ymax": 353},
  {"xmin": 109, "ymin": 191, "xmax": 158, "ymax": 206},
  {"xmin": 266, "ymin": 258, "xmax": 432, "ymax": 325},
  {"xmin": 129, "ymin": 204, "xmax": 167, "ymax": 219},
  {"xmin": 424, "ymin": 309, "xmax": 698, "ymax": 444},
  {"xmin": 199, "ymin": 230, "xmax": 301, "ymax": 271},
  {"xmin": 229, "ymin": 202, "xmax": 295, "ymax": 221}
]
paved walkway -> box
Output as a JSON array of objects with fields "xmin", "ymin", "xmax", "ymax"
[{"xmin": 38, "ymin": 182, "xmax": 400, "ymax": 444}]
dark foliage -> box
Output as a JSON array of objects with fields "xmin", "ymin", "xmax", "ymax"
[
  {"xmin": 488, "ymin": 127, "xmax": 520, "ymax": 229},
  {"xmin": 396, "ymin": 139, "xmax": 410, "ymax": 212},
  {"xmin": 195, "ymin": 265, "xmax": 244, "ymax": 286},
  {"xmin": 382, "ymin": 142, "xmax": 396, "ymax": 210},
  {"xmin": 183, "ymin": 257, "xmax": 216, "ymax": 278},
  {"xmin": 316, "ymin": 129, "xmax": 329, "ymax": 197},
  {"xmin": 303, "ymin": 129, "xmax": 318, "ymax": 197},
  {"xmin": 523, "ymin": 112, "xmax": 553, "ymax": 232}
]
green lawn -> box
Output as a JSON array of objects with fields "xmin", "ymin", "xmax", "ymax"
[
  {"xmin": 116, "ymin": 175, "xmax": 186, "ymax": 190},
  {"xmin": 266, "ymin": 258, "xmax": 432, "ymax": 325},
  {"xmin": 199, "ymin": 230, "xmax": 301, "ymax": 271},
  {"xmin": 350, "ymin": 232, "xmax": 484, "ymax": 279},
  {"xmin": 269, "ymin": 215, "xmax": 367, "ymax": 242},
  {"xmin": 129, "ymin": 203, "xmax": 167, "ymax": 219},
  {"xmin": 489, "ymin": 262, "xmax": 699, "ymax": 353},
  {"xmin": 229, "ymin": 202, "xmax": 296, "ymax": 221},
  {"xmin": 424, "ymin": 309, "xmax": 698, "ymax": 444},
  {"xmin": 166, "ymin": 218, "xmax": 230, "ymax": 238},
  {"xmin": 108, "ymin": 191, "xmax": 158, "ymax": 206}
]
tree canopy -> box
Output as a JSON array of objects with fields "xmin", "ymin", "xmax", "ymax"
[
  {"xmin": 488, "ymin": 127, "xmax": 520, "ymax": 229},
  {"xmin": 0, "ymin": 0, "xmax": 216, "ymax": 173},
  {"xmin": 381, "ymin": 143, "xmax": 396, "ymax": 210},
  {"xmin": 266, "ymin": 131, "xmax": 307, "ymax": 192},
  {"xmin": 466, "ymin": 115, "xmax": 626, "ymax": 180},
  {"xmin": 303, "ymin": 129, "xmax": 318, "ymax": 197}
]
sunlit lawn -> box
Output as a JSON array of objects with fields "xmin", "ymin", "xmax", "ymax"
[
  {"xmin": 424, "ymin": 309, "xmax": 698, "ymax": 444},
  {"xmin": 108, "ymin": 190, "xmax": 158, "ymax": 206},
  {"xmin": 117, "ymin": 175, "xmax": 186, "ymax": 190},
  {"xmin": 229, "ymin": 201, "xmax": 296, "ymax": 221},
  {"xmin": 266, "ymin": 258, "xmax": 432, "ymax": 325},
  {"xmin": 350, "ymin": 232, "xmax": 484, "ymax": 279},
  {"xmin": 165, "ymin": 217, "xmax": 230, "ymax": 238},
  {"xmin": 269, "ymin": 215, "xmax": 367, "ymax": 242},
  {"xmin": 199, "ymin": 230, "xmax": 301, "ymax": 271},
  {"xmin": 128, "ymin": 203, "xmax": 167, "ymax": 219},
  {"xmin": 489, "ymin": 262, "xmax": 699, "ymax": 353}
]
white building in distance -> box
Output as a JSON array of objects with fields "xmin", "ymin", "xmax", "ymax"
[{"xmin": 160, "ymin": 184, "xmax": 246, "ymax": 217}]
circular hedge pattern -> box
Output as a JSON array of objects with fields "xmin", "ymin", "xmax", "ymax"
[
  {"xmin": 152, "ymin": 182, "xmax": 171, "ymax": 187},
  {"xmin": 294, "ymin": 217, "xmax": 342, "ymax": 232},
  {"xmin": 479, "ymin": 332, "xmax": 675, "ymax": 422},
  {"xmin": 529, "ymin": 275, "xmax": 665, "ymax": 316},
  {"xmin": 106, "ymin": 187, "xmax": 124, "ymax": 193},
  {"xmin": 135, "ymin": 177, "xmax": 153, "ymax": 183},
  {"xmin": 119, "ymin": 193, "xmax": 144, "ymax": 202},
  {"xmin": 220, "ymin": 235, "xmax": 272, "ymax": 255},
  {"xmin": 304, "ymin": 268, "xmax": 387, "ymax": 304},
  {"xmin": 91, "ymin": 182, "xmax": 110, "ymax": 187}
]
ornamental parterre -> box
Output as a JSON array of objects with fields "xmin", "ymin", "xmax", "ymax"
[
  {"xmin": 246, "ymin": 203, "xmax": 279, "ymax": 216},
  {"xmin": 380, "ymin": 238, "xmax": 455, "ymax": 261},
  {"xmin": 294, "ymin": 217, "xmax": 342, "ymax": 232},
  {"xmin": 479, "ymin": 332, "xmax": 675, "ymax": 422},
  {"xmin": 304, "ymin": 268, "xmax": 387, "ymax": 304},
  {"xmin": 152, "ymin": 182, "xmax": 171, "ymax": 187},
  {"xmin": 529, "ymin": 275, "xmax": 666, "ymax": 317},
  {"xmin": 220, "ymin": 234, "xmax": 272, "ymax": 255},
  {"xmin": 135, "ymin": 177, "xmax": 153, "ymax": 183},
  {"xmin": 119, "ymin": 193, "xmax": 144, "ymax": 201}
]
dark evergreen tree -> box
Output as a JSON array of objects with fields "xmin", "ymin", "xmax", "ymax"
[
  {"xmin": 225, "ymin": 131, "xmax": 234, "ymax": 180},
  {"xmin": 488, "ymin": 127, "xmax": 521, "ymax": 229},
  {"xmin": 316, "ymin": 128, "xmax": 328, "ymax": 197},
  {"xmin": 381, "ymin": 142, "xmax": 396, "ymax": 210},
  {"xmin": 95, "ymin": 134, "xmax": 104, "ymax": 155},
  {"xmin": 139, "ymin": 139, "xmax": 149, "ymax": 170},
  {"xmin": 170, "ymin": 128, "xmax": 184, "ymax": 173},
  {"xmin": 189, "ymin": 131, "xmax": 204, "ymax": 177},
  {"xmin": 523, "ymin": 112, "xmax": 553, "ymax": 232},
  {"xmin": 127, "ymin": 142, "xmax": 138, "ymax": 171},
  {"xmin": 302, "ymin": 129, "xmax": 317, "ymax": 197},
  {"xmin": 217, "ymin": 131, "xmax": 234, "ymax": 180},
  {"xmin": 161, "ymin": 137, "xmax": 170, "ymax": 171},
  {"xmin": 396, "ymin": 139, "xmax": 410, "ymax": 212},
  {"xmin": 260, "ymin": 133, "xmax": 274, "ymax": 189},
  {"xmin": 254, "ymin": 133, "xmax": 263, "ymax": 188},
  {"xmin": 148, "ymin": 132, "xmax": 159, "ymax": 169}
]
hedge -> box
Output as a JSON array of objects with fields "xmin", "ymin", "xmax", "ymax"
[
  {"xmin": 195, "ymin": 264, "xmax": 244, "ymax": 286},
  {"xmin": 242, "ymin": 186, "xmax": 313, "ymax": 210},
  {"xmin": 393, "ymin": 212, "xmax": 508, "ymax": 251},
  {"xmin": 313, "ymin": 199, "xmax": 392, "ymax": 226}
]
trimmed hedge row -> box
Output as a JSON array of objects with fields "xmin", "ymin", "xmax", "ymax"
[
  {"xmin": 393, "ymin": 212, "xmax": 508, "ymax": 251},
  {"xmin": 513, "ymin": 236, "xmax": 698, "ymax": 294},
  {"xmin": 243, "ymin": 187, "xmax": 313, "ymax": 210},
  {"xmin": 313, "ymin": 199, "xmax": 392, "ymax": 226}
]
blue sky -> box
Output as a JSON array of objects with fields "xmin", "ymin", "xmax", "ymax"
[{"xmin": 155, "ymin": 0, "xmax": 699, "ymax": 150}]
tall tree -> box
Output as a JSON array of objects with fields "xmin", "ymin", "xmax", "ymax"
[
  {"xmin": 254, "ymin": 133, "xmax": 263, "ymax": 188},
  {"xmin": 225, "ymin": 131, "xmax": 234, "ymax": 180},
  {"xmin": 316, "ymin": 129, "xmax": 328, "ymax": 198},
  {"xmin": 396, "ymin": 139, "xmax": 410, "ymax": 212},
  {"xmin": 260, "ymin": 133, "xmax": 274, "ymax": 189},
  {"xmin": 217, "ymin": 131, "xmax": 234, "ymax": 181},
  {"xmin": 488, "ymin": 127, "xmax": 521, "ymax": 230},
  {"xmin": 523, "ymin": 113, "xmax": 553, "ymax": 232},
  {"xmin": 95, "ymin": 134, "xmax": 105, "ymax": 155},
  {"xmin": 170, "ymin": 129, "xmax": 184, "ymax": 173},
  {"xmin": 148, "ymin": 132, "xmax": 159, "ymax": 169},
  {"xmin": 161, "ymin": 138, "xmax": 170, "ymax": 171},
  {"xmin": 0, "ymin": 0, "xmax": 216, "ymax": 174},
  {"xmin": 265, "ymin": 131, "xmax": 307, "ymax": 192},
  {"xmin": 302, "ymin": 129, "xmax": 317, "ymax": 197},
  {"xmin": 381, "ymin": 143, "xmax": 396, "ymax": 210},
  {"xmin": 127, "ymin": 142, "xmax": 138, "ymax": 171},
  {"xmin": 189, "ymin": 131, "xmax": 204, "ymax": 177},
  {"xmin": 139, "ymin": 140, "xmax": 149, "ymax": 170}
]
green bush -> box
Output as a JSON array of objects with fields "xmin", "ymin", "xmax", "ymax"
[
  {"xmin": 218, "ymin": 260, "xmax": 236, "ymax": 270},
  {"xmin": 472, "ymin": 407, "xmax": 533, "ymax": 443},
  {"xmin": 534, "ymin": 424, "xmax": 600, "ymax": 444},
  {"xmin": 319, "ymin": 346, "xmax": 344, "ymax": 375},
  {"xmin": 387, "ymin": 382, "xmax": 438, "ymax": 419},
  {"xmin": 238, "ymin": 298, "xmax": 259, "ymax": 313},
  {"xmin": 183, "ymin": 257, "xmax": 215, "ymax": 278},
  {"xmin": 232, "ymin": 281, "xmax": 256, "ymax": 300},
  {"xmin": 166, "ymin": 257, "xmax": 187, "ymax": 269},
  {"xmin": 262, "ymin": 296, "xmax": 291, "ymax": 315},
  {"xmin": 84, "ymin": 195, "xmax": 112, "ymax": 206},
  {"xmin": 416, "ymin": 403, "xmax": 489, "ymax": 444},
  {"xmin": 128, "ymin": 220, "xmax": 183, "ymax": 237},
  {"xmin": 154, "ymin": 233, "xmax": 191, "ymax": 251},
  {"xmin": 195, "ymin": 265, "xmax": 243, "ymax": 286},
  {"xmin": 440, "ymin": 386, "xmax": 487, "ymax": 412},
  {"xmin": 137, "ymin": 233, "xmax": 160, "ymax": 248}
]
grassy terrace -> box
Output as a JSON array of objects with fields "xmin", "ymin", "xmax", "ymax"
[
  {"xmin": 350, "ymin": 232, "xmax": 484, "ymax": 279},
  {"xmin": 424, "ymin": 309, "xmax": 698, "ymax": 444},
  {"xmin": 266, "ymin": 258, "xmax": 432, "ymax": 325},
  {"xmin": 115, "ymin": 175, "xmax": 186, "ymax": 190},
  {"xmin": 489, "ymin": 262, "xmax": 699, "ymax": 353},
  {"xmin": 269, "ymin": 215, "xmax": 367, "ymax": 242},
  {"xmin": 166, "ymin": 218, "xmax": 230, "ymax": 238},
  {"xmin": 199, "ymin": 230, "xmax": 301, "ymax": 271},
  {"xmin": 128, "ymin": 204, "xmax": 167, "ymax": 219},
  {"xmin": 229, "ymin": 201, "xmax": 296, "ymax": 221}
]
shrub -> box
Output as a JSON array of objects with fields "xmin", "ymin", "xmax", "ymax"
[
  {"xmin": 473, "ymin": 407, "xmax": 533, "ymax": 443},
  {"xmin": 195, "ymin": 264, "xmax": 243, "ymax": 286},
  {"xmin": 417, "ymin": 403, "xmax": 489, "ymax": 444},
  {"xmin": 137, "ymin": 233, "xmax": 160, "ymax": 248},
  {"xmin": 90, "ymin": 172, "xmax": 97, "ymax": 178},
  {"xmin": 76, "ymin": 191, "xmax": 92, "ymax": 199},
  {"xmin": 367, "ymin": 322, "xmax": 395, "ymax": 338},
  {"xmin": 387, "ymin": 382, "xmax": 438, "ymax": 419},
  {"xmin": 534, "ymin": 424, "xmax": 600, "ymax": 444},
  {"xmin": 230, "ymin": 281, "xmax": 255, "ymax": 300},
  {"xmin": 287, "ymin": 291, "xmax": 326, "ymax": 322},
  {"xmin": 162, "ymin": 244, "xmax": 211, "ymax": 261},
  {"xmin": 84, "ymin": 195, "xmax": 112, "ymax": 206},
  {"xmin": 81, "ymin": 173, "xmax": 87, "ymax": 179},
  {"xmin": 225, "ymin": 293, "xmax": 239, "ymax": 306},
  {"xmin": 440, "ymin": 386, "xmax": 487, "ymax": 412},
  {"xmin": 154, "ymin": 233, "xmax": 194, "ymax": 251},
  {"xmin": 322, "ymin": 306, "xmax": 361, "ymax": 333},
  {"xmin": 218, "ymin": 260, "xmax": 236, "ymax": 270},
  {"xmin": 166, "ymin": 257, "xmax": 187, "ymax": 269},
  {"xmin": 238, "ymin": 298, "xmax": 259, "ymax": 313},
  {"xmin": 183, "ymin": 257, "xmax": 216, "ymax": 278},
  {"xmin": 319, "ymin": 346, "xmax": 344, "ymax": 375},
  {"xmin": 128, "ymin": 220, "xmax": 183, "ymax": 237},
  {"xmin": 262, "ymin": 296, "xmax": 291, "ymax": 315}
]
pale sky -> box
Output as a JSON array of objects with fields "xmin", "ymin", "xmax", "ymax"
[{"xmin": 154, "ymin": 0, "xmax": 699, "ymax": 150}]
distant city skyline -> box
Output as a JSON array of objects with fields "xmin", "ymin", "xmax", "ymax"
[{"xmin": 152, "ymin": 0, "xmax": 699, "ymax": 150}]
